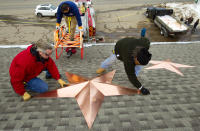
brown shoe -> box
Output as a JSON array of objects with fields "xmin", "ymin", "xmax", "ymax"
[{"xmin": 96, "ymin": 68, "xmax": 105, "ymax": 74}]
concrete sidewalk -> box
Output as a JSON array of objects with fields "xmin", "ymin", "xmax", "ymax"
[{"xmin": 0, "ymin": 43, "xmax": 200, "ymax": 131}]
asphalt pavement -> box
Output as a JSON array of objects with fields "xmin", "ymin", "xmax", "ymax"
[{"xmin": 0, "ymin": 0, "xmax": 196, "ymax": 44}]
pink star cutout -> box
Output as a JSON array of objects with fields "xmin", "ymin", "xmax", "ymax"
[
  {"xmin": 35, "ymin": 70, "xmax": 140, "ymax": 128},
  {"xmin": 145, "ymin": 59, "xmax": 195, "ymax": 76}
]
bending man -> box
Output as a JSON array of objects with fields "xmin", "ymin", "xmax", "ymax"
[
  {"xmin": 56, "ymin": 1, "xmax": 83, "ymax": 57},
  {"xmin": 96, "ymin": 29, "xmax": 152, "ymax": 95}
]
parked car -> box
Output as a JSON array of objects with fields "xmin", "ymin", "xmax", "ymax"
[{"xmin": 35, "ymin": 4, "xmax": 57, "ymax": 17}]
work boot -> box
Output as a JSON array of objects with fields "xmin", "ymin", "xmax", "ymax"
[
  {"xmin": 96, "ymin": 68, "xmax": 106, "ymax": 74},
  {"xmin": 71, "ymin": 48, "xmax": 77, "ymax": 54},
  {"xmin": 70, "ymin": 37, "xmax": 74, "ymax": 41},
  {"xmin": 46, "ymin": 74, "xmax": 62, "ymax": 79},
  {"xmin": 66, "ymin": 50, "xmax": 72, "ymax": 58},
  {"xmin": 45, "ymin": 71, "xmax": 52, "ymax": 79},
  {"xmin": 46, "ymin": 75, "xmax": 52, "ymax": 79}
]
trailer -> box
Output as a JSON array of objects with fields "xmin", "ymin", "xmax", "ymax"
[
  {"xmin": 154, "ymin": 15, "xmax": 188, "ymax": 37},
  {"xmin": 146, "ymin": 7, "xmax": 188, "ymax": 37}
]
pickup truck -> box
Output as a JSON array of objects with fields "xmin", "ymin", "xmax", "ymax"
[{"xmin": 146, "ymin": 7, "xmax": 188, "ymax": 37}]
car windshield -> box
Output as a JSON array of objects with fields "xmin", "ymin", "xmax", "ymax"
[{"xmin": 50, "ymin": 5, "xmax": 57, "ymax": 10}]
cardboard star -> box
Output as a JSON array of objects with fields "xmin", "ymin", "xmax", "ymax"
[
  {"xmin": 145, "ymin": 59, "xmax": 195, "ymax": 76},
  {"xmin": 36, "ymin": 70, "xmax": 140, "ymax": 128}
]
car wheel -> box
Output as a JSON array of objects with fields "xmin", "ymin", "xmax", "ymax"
[
  {"xmin": 160, "ymin": 30, "xmax": 164, "ymax": 35},
  {"xmin": 145, "ymin": 11, "xmax": 149, "ymax": 18},
  {"xmin": 161, "ymin": 27, "xmax": 168, "ymax": 37},
  {"xmin": 37, "ymin": 13, "xmax": 43, "ymax": 17}
]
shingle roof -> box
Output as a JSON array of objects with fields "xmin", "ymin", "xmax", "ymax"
[{"xmin": 1, "ymin": 43, "xmax": 200, "ymax": 131}]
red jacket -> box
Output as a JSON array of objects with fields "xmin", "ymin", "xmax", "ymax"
[{"xmin": 9, "ymin": 45, "xmax": 60, "ymax": 96}]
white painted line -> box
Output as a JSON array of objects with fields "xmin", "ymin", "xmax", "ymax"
[
  {"xmin": 0, "ymin": 44, "xmax": 31, "ymax": 48},
  {"xmin": 151, "ymin": 41, "xmax": 200, "ymax": 45},
  {"xmin": 0, "ymin": 41, "xmax": 200, "ymax": 49}
]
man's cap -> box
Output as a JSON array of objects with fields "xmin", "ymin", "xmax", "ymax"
[
  {"xmin": 34, "ymin": 38, "xmax": 52, "ymax": 52},
  {"xmin": 140, "ymin": 37, "xmax": 150, "ymax": 46},
  {"xmin": 61, "ymin": 3, "xmax": 70, "ymax": 12},
  {"xmin": 137, "ymin": 48, "xmax": 152, "ymax": 65}
]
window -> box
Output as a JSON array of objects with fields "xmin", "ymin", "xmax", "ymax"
[
  {"xmin": 38, "ymin": 7, "xmax": 46, "ymax": 10},
  {"xmin": 38, "ymin": 7, "xmax": 50, "ymax": 10},
  {"xmin": 50, "ymin": 5, "xmax": 57, "ymax": 10}
]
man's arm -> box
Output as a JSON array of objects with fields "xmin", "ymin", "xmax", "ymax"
[
  {"xmin": 124, "ymin": 61, "xmax": 150, "ymax": 95},
  {"xmin": 123, "ymin": 61, "xmax": 142, "ymax": 89},
  {"xmin": 9, "ymin": 64, "xmax": 26, "ymax": 96},
  {"xmin": 46, "ymin": 58, "xmax": 60, "ymax": 80},
  {"xmin": 74, "ymin": 6, "xmax": 82, "ymax": 26},
  {"xmin": 46, "ymin": 58, "xmax": 69, "ymax": 88},
  {"xmin": 56, "ymin": 5, "xmax": 63, "ymax": 24}
]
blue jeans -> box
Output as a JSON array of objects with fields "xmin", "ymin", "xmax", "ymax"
[
  {"xmin": 100, "ymin": 53, "xmax": 143, "ymax": 76},
  {"xmin": 26, "ymin": 78, "xmax": 48, "ymax": 93}
]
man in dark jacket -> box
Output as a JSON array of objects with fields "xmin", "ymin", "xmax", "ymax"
[
  {"xmin": 96, "ymin": 35, "xmax": 152, "ymax": 95},
  {"xmin": 9, "ymin": 40, "xmax": 68, "ymax": 101},
  {"xmin": 56, "ymin": 1, "xmax": 83, "ymax": 38}
]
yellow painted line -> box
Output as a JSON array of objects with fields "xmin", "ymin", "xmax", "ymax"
[
  {"xmin": 97, "ymin": 13, "xmax": 135, "ymax": 23},
  {"xmin": 1, "ymin": 13, "xmax": 134, "ymax": 24},
  {"xmin": 0, "ymin": 19, "xmax": 54, "ymax": 25},
  {"xmin": 117, "ymin": 13, "xmax": 135, "ymax": 19},
  {"xmin": 22, "ymin": 21, "xmax": 54, "ymax": 25},
  {"xmin": 0, "ymin": 20, "xmax": 9, "ymax": 21}
]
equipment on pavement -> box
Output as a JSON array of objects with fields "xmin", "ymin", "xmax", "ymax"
[{"xmin": 54, "ymin": 0, "xmax": 96, "ymax": 59}]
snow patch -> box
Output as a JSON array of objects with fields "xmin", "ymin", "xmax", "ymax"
[{"xmin": 162, "ymin": 2, "xmax": 200, "ymax": 27}]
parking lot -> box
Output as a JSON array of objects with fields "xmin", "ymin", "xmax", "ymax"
[{"xmin": 0, "ymin": 0, "xmax": 197, "ymax": 44}]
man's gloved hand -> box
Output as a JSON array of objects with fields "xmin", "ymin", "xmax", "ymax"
[
  {"xmin": 57, "ymin": 79, "xmax": 69, "ymax": 88},
  {"xmin": 78, "ymin": 26, "xmax": 83, "ymax": 31},
  {"xmin": 56, "ymin": 26, "xmax": 60, "ymax": 30},
  {"xmin": 56, "ymin": 23, "xmax": 60, "ymax": 30},
  {"xmin": 139, "ymin": 86, "xmax": 150, "ymax": 95},
  {"xmin": 22, "ymin": 92, "xmax": 31, "ymax": 101}
]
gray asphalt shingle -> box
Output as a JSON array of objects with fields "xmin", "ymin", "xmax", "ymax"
[{"xmin": 0, "ymin": 43, "xmax": 200, "ymax": 131}]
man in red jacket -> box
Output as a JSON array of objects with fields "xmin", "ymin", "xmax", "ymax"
[{"xmin": 9, "ymin": 40, "xmax": 67, "ymax": 101}]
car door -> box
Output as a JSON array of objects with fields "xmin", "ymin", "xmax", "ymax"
[
  {"xmin": 38, "ymin": 7, "xmax": 48, "ymax": 16},
  {"xmin": 45, "ymin": 7, "xmax": 52, "ymax": 16}
]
